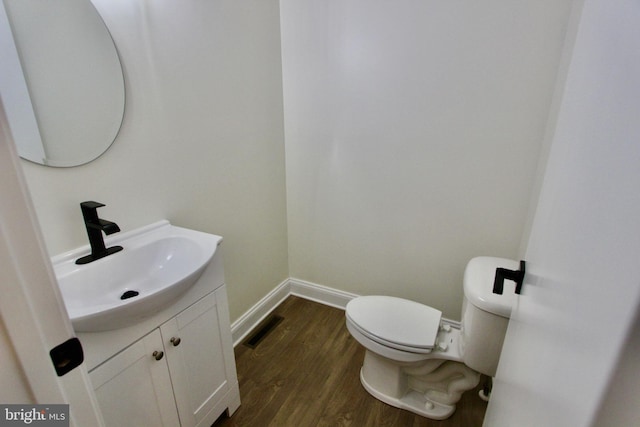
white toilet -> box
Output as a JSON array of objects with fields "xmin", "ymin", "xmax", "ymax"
[{"xmin": 345, "ymin": 256, "xmax": 519, "ymax": 420}]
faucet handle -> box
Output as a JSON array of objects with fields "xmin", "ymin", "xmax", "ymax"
[
  {"xmin": 80, "ymin": 201, "xmax": 105, "ymax": 210},
  {"xmin": 80, "ymin": 201, "xmax": 106, "ymax": 221}
]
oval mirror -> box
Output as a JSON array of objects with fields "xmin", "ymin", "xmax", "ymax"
[{"xmin": 1, "ymin": 0, "xmax": 125, "ymax": 167}]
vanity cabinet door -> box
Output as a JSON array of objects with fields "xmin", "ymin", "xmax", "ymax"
[
  {"xmin": 89, "ymin": 329, "xmax": 180, "ymax": 427},
  {"xmin": 161, "ymin": 291, "xmax": 233, "ymax": 427}
]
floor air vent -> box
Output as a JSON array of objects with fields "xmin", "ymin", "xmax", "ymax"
[{"xmin": 243, "ymin": 314, "xmax": 284, "ymax": 349}]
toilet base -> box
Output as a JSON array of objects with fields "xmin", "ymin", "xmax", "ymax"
[
  {"xmin": 360, "ymin": 368, "xmax": 455, "ymax": 420},
  {"xmin": 358, "ymin": 349, "xmax": 479, "ymax": 420}
]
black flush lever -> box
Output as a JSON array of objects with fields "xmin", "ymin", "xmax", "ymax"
[{"xmin": 493, "ymin": 260, "xmax": 526, "ymax": 295}]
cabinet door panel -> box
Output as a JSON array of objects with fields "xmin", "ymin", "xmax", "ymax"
[
  {"xmin": 163, "ymin": 292, "xmax": 229, "ymax": 426},
  {"xmin": 90, "ymin": 330, "xmax": 180, "ymax": 427}
]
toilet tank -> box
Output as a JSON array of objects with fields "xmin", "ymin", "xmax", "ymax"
[{"xmin": 459, "ymin": 256, "xmax": 520, "ymax": 377}]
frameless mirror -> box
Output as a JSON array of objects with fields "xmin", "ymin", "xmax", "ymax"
[{"xmin": 0, "ymin": 0, "xmax": 125, "ymax": 167}]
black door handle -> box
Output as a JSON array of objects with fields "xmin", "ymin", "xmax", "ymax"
[{"xmin": 50, "ymin": 337, "xmax": 84, "ymax": 376}]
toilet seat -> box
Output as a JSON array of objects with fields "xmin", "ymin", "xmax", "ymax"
[
  {"xmin": 346, "ymin": 296, "xmax": 442, "ymax": 353},
  {"xmin": 346, "ymin": 316, "xmax": 435, "ymax": 354}
]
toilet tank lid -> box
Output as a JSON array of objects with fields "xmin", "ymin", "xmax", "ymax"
[{"xmin": 464, "ymin": 256, "xmax": 520, "ymax": 318}]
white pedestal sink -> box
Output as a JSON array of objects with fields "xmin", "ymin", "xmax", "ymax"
[{"xmin": 53, "ymin": 220, "xmax": 222, "ymax": 332}]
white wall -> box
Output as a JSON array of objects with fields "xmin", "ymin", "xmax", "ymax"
[
  {"xmin": 18, "ymin": 0, "xmax": 289, "ymax": 321},
  {"xmin": 16, "ymin": 1, "xmax": 577, "ymax": 324},
  {"xmin": 280, "ymin": 0, "xmax": 574, "ymax": 318}
]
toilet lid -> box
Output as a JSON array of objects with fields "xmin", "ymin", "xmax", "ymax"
[{"xmin": 346, "ymin": 296, "xmax": 442, "ymax": 351}]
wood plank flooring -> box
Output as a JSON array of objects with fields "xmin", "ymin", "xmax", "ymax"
[{"xmin": 214, "ymin": 296, "xmax": 487, "ymax": 427}]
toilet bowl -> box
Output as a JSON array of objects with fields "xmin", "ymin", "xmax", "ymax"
[{"xmin": 345, "ymin": 257, "xmax": 519, "ymax": 420}]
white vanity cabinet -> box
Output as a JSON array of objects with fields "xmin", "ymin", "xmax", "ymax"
[
  {"xmin": 90, "ymin": 328, "xmax": 181, "ymax": 426},
  {"xmin": 162, "ymin": 290, "xmax": 237, "ymax": 426},
  {"xmin": 87, "ymin": 286, "xmax": 240, "ymax": 427}
]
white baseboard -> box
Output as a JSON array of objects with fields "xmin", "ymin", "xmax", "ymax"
[
  {"xmin": 230, "ymin": 277, "xmax": 359, "ymax": 346},
  {"xmin": 230, "ymin": 279, "xmax": 291, "ymax": 346},
  {"xmin": 230, "ymin": 277, "xmax": 459, "ymax": 346},
  {"xmin": 288, "ymin": 277, "xmax": 359, "ymax": 310}
]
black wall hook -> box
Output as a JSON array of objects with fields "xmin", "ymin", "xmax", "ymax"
[{"xmin": 492, "ymin": 260, "xmax": 526, "ymax": 295}]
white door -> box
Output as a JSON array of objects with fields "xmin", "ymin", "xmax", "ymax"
[
  {"xmin": 484, "ymin": 0, "xmax": 640, "ymax": 426},
  {"xmin": 0, "ymin": 100, "xmax": 104, "ymax": 425}
]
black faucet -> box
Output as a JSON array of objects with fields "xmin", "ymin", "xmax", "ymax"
[{"xmin": 75, "ymin": 201, "xmax": 123, "ymax": 265}]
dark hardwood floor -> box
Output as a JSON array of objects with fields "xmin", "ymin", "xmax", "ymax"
[{"xmin": 214, "ymin": 296, "xmax": 487, "ymax": 427}]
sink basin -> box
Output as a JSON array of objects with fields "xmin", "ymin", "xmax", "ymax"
[{"xmin": 53, "ymin": 221, "xmax": 222, "ymax": 332}]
